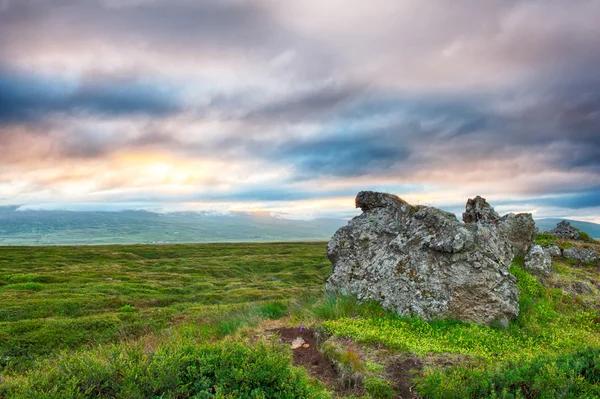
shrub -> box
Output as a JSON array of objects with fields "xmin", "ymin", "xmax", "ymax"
[
  {"xmin": 364, "ymin": 377, "xmax": 394, "ymax": 399},
  {"xmin": 579, "ymin": 231, "xmax": 596, "ymax": 243},
  {"xmin": 339, "ymin": 348, "xmax": 363, "ymax": 372},
  {"xmin": 0, "ymin": 339, "xmax": 332, "ymax": 399},
  {"xmin": 416, "ymin": 347, "xmax": 600, "ymax": 398}
]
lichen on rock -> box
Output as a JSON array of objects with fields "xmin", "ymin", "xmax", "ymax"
[
  {"xmin": 326, "ymin": 191, "xmax": 536, "ymax": 326},
  {"xmin": 524, "ymin": 245, "xmax": 552, "ymax": 276},
  {"xmin": 563, "ymin": 247, "xmax": 599, "ymax": 264}
]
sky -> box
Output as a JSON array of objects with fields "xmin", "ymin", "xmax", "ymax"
[{"xmin": 0, "ymin": 0, "xmax": 599, "ymax": 222}]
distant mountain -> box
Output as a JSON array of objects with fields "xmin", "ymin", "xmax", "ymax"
[
  {"xmin": 536, "ymin": 218, "xmax": 600, "ymax": 239},
  {"xmin": 0, "ymin": 207, "xmax": 346, "ymax": 246},
  {"xmin": 1, "ymin": 207, "xmax": 597, "ymax": 246}
]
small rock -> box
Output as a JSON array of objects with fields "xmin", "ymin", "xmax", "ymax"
[
  {"xmin": 291, "ymin": 337, "xmax": 305, "ymax": 349},
  {"xmin": 524, "ymin": 245, "xmax": 552, "ymax": 276},
  {"xmin": 543, "ymin": 245, "xmax": 561, "ymax": 257},
  {"xmin": 563, "ymin": 247, "xmax": 599, "ymax": 264},
  {"xmin": 547, "ymin": 221, "xmax": 580, "ymax": 240}
]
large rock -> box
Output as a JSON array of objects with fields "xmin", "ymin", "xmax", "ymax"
[
  {"xmin": 563, "ymin": 247, "xmax": 599, "ymax": 264},
  {"xmin": 524, "ymin": 245, "xmax": 552, "ymax": 276},
  {"xmin": 547, "ymin": 221, "xmax": 580, "ymax": 240},
  {"xmin": 326, "ymin": 191, "xmax": 529, "ymax": 326}
]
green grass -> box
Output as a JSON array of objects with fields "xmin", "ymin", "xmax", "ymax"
[
  {"xmin": 1, "ymin": 241, "xmax": 600, "ymax": 398},
  {"xmin": 0, "ymin": 243, "xmax": 331, "ymax": 373},
  {"xmin": 534, "ymin": 233, "xmax": 557, "ymax": 247}
]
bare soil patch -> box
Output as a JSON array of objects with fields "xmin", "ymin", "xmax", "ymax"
[
  {"xmin": 268, "ymin": 326, "xmax": 340, "ymax": 387},
  {"xmin": 386, "ymin": 357, "xmax": 423, "ymax": 399}
]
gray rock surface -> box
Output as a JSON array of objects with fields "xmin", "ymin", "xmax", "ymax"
[
  {"xmin": 563, "ymin": 247, "xmax": 599, "ymax": 264},
  {"xmin": 326, "ymin": 191, "xmax": 532, "ymax": 326},
  {"xmin": 547, "ymin": 220, "xmax": 580, "ymax": 240},
  {"xmin": 543, "ymin": 245, "xmax": 562, "ymax": 257},
  {"xmin": 524, "ymin": 245, "xmax": 552, "ymax": 276},
  {"xmin": 462, "ymin": 196, "xmax": 500, "ymax": 224},
  {"xmin": 497, "ymin": 213, "xmax": 537, "ymax": 256}
]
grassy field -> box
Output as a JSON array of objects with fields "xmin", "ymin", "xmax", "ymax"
[
  {"xmin": 0, "ymin": 243, "xmax": 331, "ymax": 373},
  {"xmin": 1, "ymin": 241, "xmax": 600, "ymax": 398}
]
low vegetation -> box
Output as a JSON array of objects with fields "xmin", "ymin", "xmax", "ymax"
[
  {"xmin": 0, "ymin": 243, "xmax": 330, "ymax": 372},
  {"xmin": 0, "ymin": 337, "xmax": 331, "ymax": 399},
  {"xmin": 1, "ymin": 238, "xmax": 599, "ymax": 398}
]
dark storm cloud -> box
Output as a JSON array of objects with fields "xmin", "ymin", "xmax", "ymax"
[{"xmin": 0, "ymin": 69, "xmax": 181, "ymax": 123}]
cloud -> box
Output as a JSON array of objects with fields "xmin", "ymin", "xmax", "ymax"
[
  {"xmin": 0, "ymin": 0, "xmax": 599, "ymax": 219},
  {"xmin": 0, "ymin": 69, "xmax": 181, "ymax": 123},
  {"xmin": 243, "ymin": 82, "xmax": 365, "ymax": 122},
  {"xmin": 0, "ymin": 0, "xmax": 286, "ymax": 55}
]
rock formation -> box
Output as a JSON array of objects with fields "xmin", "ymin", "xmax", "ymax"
[
  {"xmin": 523, "ymin": 245, "xmax": 552, "ymax": 276},
  {"xmin": 462, "ymin": 195, "xmax": 500, "ymax": 224},
  {"xmin": 462, "ymin": 196, "xmax": 535, "ymax": 256},
  {"xmin": 326, "ymin": 192, "xmax": 536, "ymax": 326},
  {"xmin": 547, "ymin": 220, "xmax": 580, "ymax": 240},
  {"xmin": 563, "ymin": 247, "xmax": 599, "ymax": 264}
]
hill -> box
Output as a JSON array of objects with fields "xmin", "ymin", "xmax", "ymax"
[
  {"xmin": 535, "ymin": 218, "xmax": 600, "ymax": 239},
  {"xmin": 0, "ymin": 207, "xmax": 345, "ymax": 245},
  {"xmin": 1, "ymin": 207, "xmax": 599, "ymax": 246}
]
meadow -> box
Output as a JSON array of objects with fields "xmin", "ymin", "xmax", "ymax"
[{"xmin": 1, "ymin": 241, "xmax": 599, "ymax": 398}]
